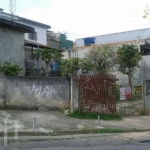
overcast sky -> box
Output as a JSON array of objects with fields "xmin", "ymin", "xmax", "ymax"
[{"xmin": 1, "ymin": 0, "xmax": 150, "ymax": 41}]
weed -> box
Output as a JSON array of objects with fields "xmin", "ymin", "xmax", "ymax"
[
  {"xmin": 128, "ymin": 93, "xmax": 142, "ymax": 101},
  {"xmin": 67, "ymin": 110, "xmax": 122, "ymax": 120},
  {"xmin": 97, "ymin": 128, "xmax": 125, "ymax": 133}
]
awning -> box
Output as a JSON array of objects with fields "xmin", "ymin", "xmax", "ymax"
[{"xmin": 24, "ymin": 40, "xmax": 64, "ymax": 52}]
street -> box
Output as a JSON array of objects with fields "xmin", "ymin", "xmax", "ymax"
[{"xmin": 1, "ymin": 133, "xmax": 150, "ymax": 150}]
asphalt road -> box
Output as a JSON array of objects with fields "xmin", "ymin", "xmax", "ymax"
[{"xmin": 0, "ymin": 134, "xmax": 150, "ymax": 150}]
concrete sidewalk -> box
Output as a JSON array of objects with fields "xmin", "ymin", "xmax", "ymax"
[{"xmin": 0, "ymin": 110, "xmax": 150, "ymax": 135}]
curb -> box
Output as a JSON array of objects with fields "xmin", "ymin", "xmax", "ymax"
[
  {"xmin": 0, "ymin": 129, "xmax": 150, "ymax": 143},
  {"xmin": 1, "ymin": 128, "xmax": 150, "ymax": 137}
]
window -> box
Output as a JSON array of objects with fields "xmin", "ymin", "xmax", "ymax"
[
  {"xmin": 28, "ymin": 32, "xmax": 37, "ymax": 40},
  {"xmin": 140, "ymin": 45, "xmax": 150, "ymax": 56}
]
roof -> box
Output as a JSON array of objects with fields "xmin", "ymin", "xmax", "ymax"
[
  {"xmin": 76, "ymin": 28, "xmax": 150, "ymax": 47},
  {"xmin": 24, "ymin": 40, "xmax": 64, "ymax": 52},
  {"xmin": 0, "ymin": 18, "xmax": 35, "ymax": 33},
  {"xmin": 0, "ymin": 11, "xmax": 51, "ymax": 29},
  {"xmin": 20, "ymin": 17, "xmax": 51, "ymax": 29}
]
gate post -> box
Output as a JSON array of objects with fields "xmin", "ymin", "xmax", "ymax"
[
  {"xmin": 70, "ymin": 77, "xmax": 74, "ymax": 113},
  {"xmin": 142, "ymin": 80, "xmax": 146, "ymax": 114}
]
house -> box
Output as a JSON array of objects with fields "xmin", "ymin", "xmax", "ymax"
[
  {"xmin": 47, "ymin": 31, "xmax": 60, "ymax": 49},
  {"xmin": 47, "ymin": 31, "xmax": 73, "ymax": 50},
  {"xmin": 0, "ymin": 9, "xmax": 64, "ymax": 76},
  {"xmin": 0, "ymin": 8, "xmax": 51, "ymax": 45},
  {"xmin": 73, "ymin": 28, "xmax": 150, "ymax": 86},
  {"xmin": 0, "ymin": 15, "xmax": 34, "ymax": 76},
  {"xmin": 47, "ymin": 31, "xmax": 73, "ymax": 59}
]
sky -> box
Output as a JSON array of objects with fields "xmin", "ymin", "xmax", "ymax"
[{"xmin": 1, "ymin": 0, "xmax": 150, "ymax": 41}]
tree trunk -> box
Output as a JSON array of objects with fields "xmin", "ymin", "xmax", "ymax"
[
  {"xmin": 128, "ymin": 75, "xmax": 132, "ymax": 92},
  {"xmin": 46, "ymin": 63, "xmax": 48, "ymax": 77}
]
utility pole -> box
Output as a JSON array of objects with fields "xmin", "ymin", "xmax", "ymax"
[{"xmin": 9, "ymin": 0, "xmax": 16, "ymax": 20}]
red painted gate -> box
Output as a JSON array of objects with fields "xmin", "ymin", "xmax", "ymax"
[{"xmin": 78, "ymin": 75, "xmax": 118, "ymax": 114}]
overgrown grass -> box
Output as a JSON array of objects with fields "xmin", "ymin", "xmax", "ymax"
[
  {"xmin": 97, "ymin": 128, "xmax": 125, "ymax": 133},
  {"xmin": 128, "ymin": 93, "xmax": 142, "ymax": 101},
  {"xmin": 67, "ymin": 111, "xmax": 122, "ymax": 120}
]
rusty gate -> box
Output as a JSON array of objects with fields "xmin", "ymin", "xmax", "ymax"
[{"xmin": 78, "ymin": 75, "xmax": 118, "ymax": 114}]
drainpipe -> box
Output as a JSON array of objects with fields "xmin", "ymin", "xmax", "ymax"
[{"xmin": 37, "ymin": 44, "xmax": 40, "ymax": 76}]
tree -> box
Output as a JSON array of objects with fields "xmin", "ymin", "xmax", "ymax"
[
  {"xmin": 0, "ymin": 61, "xmax": 22, "ymax": 76},
  {"xmin": 117, "ymin": 44, "xmax": 142, "ymax": 89},
  {"xmin": 60, "ymin": 58, "xmax": 92, "ymax": 113},
  {"xmin": 33, "ymin": 48, "xmax": 63, "ymax": 77},
  {"xmin": 60, "ymin": 58, "xmax": 92, "ymax": 79},
  {"xmin": 60, "ymin": 57, "xmax": 92, "ymax": 82},
  {"xmin": 85, "ymin": 44, "xmax": 117, "ymax": 74}
]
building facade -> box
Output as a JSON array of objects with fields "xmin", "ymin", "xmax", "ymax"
[
  {"xmin": 47, "ymin": 31, "xmax": 73, "ymax": 50},
  {"xmin": 0, "ymin": 17, "xmax": 34, "ymax": 76},
  {"xmin": 0, "ymin": 9, "xmax": 50, "ymax": 45}
]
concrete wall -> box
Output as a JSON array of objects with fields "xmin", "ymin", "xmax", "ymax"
[
  {"xmin": 146, "ymin": 80, "xmax": 150, "ymax": 113},
  {"xmin": 0, "ymin": 27, "xmax": 25, "ymax": 76},
  {"xmin": 0, "ymin": 77, "xmax": 70, "ymax": 110},
  {"xmin": 47, "ymin": 39, "xmax": 60, "ymax": 49}
]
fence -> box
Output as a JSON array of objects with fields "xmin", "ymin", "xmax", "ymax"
[
  {"xmin": 0, "ymin": 77, "xmax": 70, "ymax": 110},
  {"xmin": 78, "ymin": 75, "xmax": 118, "ymax": 114}
]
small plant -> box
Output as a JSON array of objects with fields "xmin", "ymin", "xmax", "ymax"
[
  {"xmin": 97, "ymin": 128, "xmax": 125, "ymax": 133},
  {"xmin": 67, "ymin": 110, "xmax": 122, "ymax": 120},
  {"xmin": 0, "ymin": 61, "xmax": 22, "ymax": 76},
  {"xmin": 128, "ymin": 93, "xmax": 142, "ymax": 101}
]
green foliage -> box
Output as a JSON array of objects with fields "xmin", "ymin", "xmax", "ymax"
[
  {"xmin": 67, "ymin": 110, "xmax": 122, "ymax": 120},
  {"xmin": 85, "ymin": 44, "xmax": 117, "ymax": 74},
  {"xmin": 128, "ymin": 93, "xmax": 142, "ymax": 101},
  {"xmin": 59, "ymin": 58, "xmax": 92, "ymax": 76},
  {"xmin": 33, "ymin": 48, "xmax": 63, "ymax": 76},
  {"xmin": 0, "ymin": 61, "xmax": 22, "ymax": 76},
  {"xmin": 33, "ymin": 48, "xmax": 63, "ymax": 64},
  {"xmin": 117, "ymin": 44, "xmax": 142, "ymax": 76},
  {"xmin": 97, "ymin": 128, "xmax": 125, "ymax": 133},
  {"xmin": 117, "ymin": 44, "xmax": 142, "ymax": 87}
]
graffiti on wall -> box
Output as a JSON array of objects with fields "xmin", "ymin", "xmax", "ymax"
[{"xmin": 30, "ymin": 85, "xmax": 56, "ymax": 97}]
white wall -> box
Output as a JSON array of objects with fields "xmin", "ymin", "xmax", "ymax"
[
  {"xmin": 76, "ymin": 28, "xmax": 150, "ymax": 47},
  {"xmin": 19, "ymin": 21, "xmax": 47, "ymax": 45}
]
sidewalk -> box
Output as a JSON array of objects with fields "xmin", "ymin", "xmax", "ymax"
[{"xmin": 0, "ymin": 110, "xmax": 150, "ymax": 136}]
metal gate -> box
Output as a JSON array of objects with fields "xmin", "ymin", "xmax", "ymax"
[{"xmin": 78, "ymin": 75, "xmax": 118, "ymax": 114}]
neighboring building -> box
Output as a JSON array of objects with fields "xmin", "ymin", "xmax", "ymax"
[
  {"xmin": 59, "ymin": 34, "xmax": 73, "ymax": 50},
  {"xmin": 47, "ymin": 31, "xmax": 60, "ymax": 49},
  {"xmin": 47, "ymin": 31, "xmax": 73, "ymax": 49},
  {"xmin": 47, "ymin": 31, "xmax": 73, "ymax": 59},
  {"xmin": 0, "ymin": 17, "xmax": 34, "ymax": 76},
  {"xmin": 0, "ymin": 9, "xmax": 64, "ymax": 76},
  {"xmin": 0, "ymin": 9, "xmax": 51, "ymax": 45},
  {"xmin": 74, "ymin": 28, "xmax": 150, "ymax": 86}
]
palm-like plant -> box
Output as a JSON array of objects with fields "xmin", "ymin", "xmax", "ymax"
[{"xmin": 33, "ymin": 48, "xmax": 63, "ymax": 77}]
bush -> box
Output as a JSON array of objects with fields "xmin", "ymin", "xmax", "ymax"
[{"xmin": 0, "ymin": 61, "xmax": 22, "ymax": 76}]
